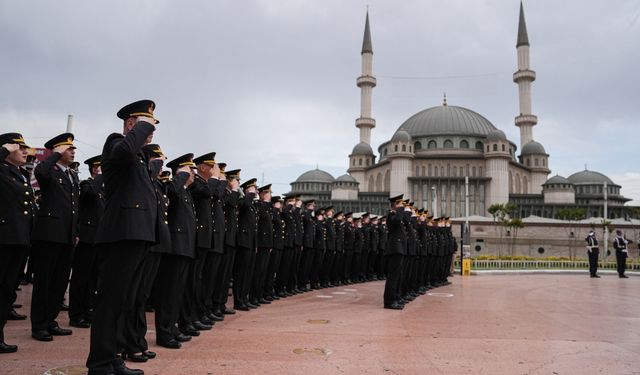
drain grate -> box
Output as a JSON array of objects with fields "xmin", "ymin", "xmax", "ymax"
[
  {"xmin": 306, "ymin": 319, "xmax": 330, "ymax": 324},
  {"xmin": 292, "ymin": 347, "xmax": 333, "ymax": 356}
]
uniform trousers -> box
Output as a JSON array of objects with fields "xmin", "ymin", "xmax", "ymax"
[
  {"xmin": 192, "ymin": 248, "xmax": 209, "ymax": 319},
  {"xmin": 30, "ymin": 241, "xmax": 74, "ymax": 332},
  {"xmin": 299, "ymin": 246, "xmax": 314, "ymax": 287},
  {"xmin": 275, "ymin": 247, "xmax": 294, "ymax": 293},
  {"xmin": 178, "ymin": 257, "xmax": 198, "ymax": 328},
  {"xmin": 616, "ymin": 250, "xmax": 627, "ymax": 276},
  {"xmin": 264, "ymin": 248, "xmax": 282, "ymax": 297},
  {"xmin": 86, "ymin": 241, "xmax": 148, "ymax": 374},
  {"xmin": 383, "ymin": 254, "xmax": 403, "ymax": 306},
  {"xmin": 233, "ymin": 246, "xmax": 252, "ymax": 306},
  {"xmin": 321, "ymin": 250, "xmax": 335, "ymax": 284},
  {"xmin": 153, "ymin": 254, "xmax": 190, "ymax": 344},
  {"xmin": 331, "ymin": 252, "xmax": 344, "ymax": 283},
  {"xmin": 69, "ymin": 242, "xmax": 99, "ymax": 322},
  {"xmin": 250, "ymin": 247, "xmax": 271, "ymax": 302},
  {"xmin": 212, "ymin": 246, "xmax": 235, "ymax": 313},
  {"xmin": 0, "ymin": 245, "xmax": 28, "ymax": 342},
  {"xmin": 343, "ymin": 251, "xmax": 354, "ymax": 281},
  {"xmin": 201, "ymin": 251, "xmax": 223, "ymax": 315},
  {"xmin": 288, "ymin": 246, "xmax": 302, "ymax": 292},
  {"xmin": 587, "ymin": 249, "xmax": 599, "ymax": 276}
]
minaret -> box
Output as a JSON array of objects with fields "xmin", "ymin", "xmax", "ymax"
[
  {"xmin": 513, "ymin": 1, "xmax": 537, "ymax": 149},
  {"xmin": 356, "ymin": 11, "xmax": 376, "ymax": 145}
]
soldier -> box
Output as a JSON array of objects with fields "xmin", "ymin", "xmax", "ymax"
[
  {"xmin": 416, "ymin": 210, "xmax": 429, "ymax": 294},
  {"xmin": 69, "ymin": 155, "xmax": 104, "ymax": 329},
  {"xmin": 376, "ymin": 217, "xmax": 388, "ymax": 280},
  {"xmin": 352, "ymin": 216, "xmax": 364, "ymax": 282},
  {"xmin": 264, "ymin": 196, "xmax": 285, "ymax": 301},
  {"xmin": 321, "ymin": 207, "xmax": 336, "ymax": 288},
  {"xmin": 290, "ymin": 196, "xmax": 304, "ymax": 294},
  {"xmin": 299, "ymin": 199, "xmax": 316, "ymax": 291},
  {"xmin": 585, "ymin": 230, "xmax": 599, "ymax": 278},
  {"xmin": 204, "ymin": 160, "xmax": 226, "ymax": 322},
  {"xmin": 234, "ymin": 178, "xmax": 258, "ymax": 311},
  {"xmin": 384, "ymin": 195, "xmax": 407, "ymax": 310},
  {"xmin": 0, "ymin": 133, "xmax": 35, "ymax": 353},
  {"xmin": 30, "ymin": 133, "xmax": 79, "ymax": 342},
  {"xmin": 275, "ymin": 195, "xmax": 296, "ymax": 297},
  {"xmin": 613, "ymin": 230, "xmax": 629, "ymax": 278},
  {"xmin": 331, "ymin": 211, "xmax": 345, "ymax": 286},
  {"xmin": 86, "ymin": 100, "xmax": 159, "ymax": 375},
  {"xmin": 210, "ymin": 169, "xmax": 241, "ymax": 318},
  {"xmin": 311, "ymin": 208, "xmax": 327, "ymax": 289},
  {"xmin": 251, "ymin": 184, "xmax": 274, "ymax": 306},
  {"xmin": 359, "ymin": 213, "xmax": 371, "ymax": 282},
  {"xmin": 343, "ymin": 212, "xmax": 355, "ymax": 284},
  {"xmin": 368, "ymin": 216, "xmax": 379, "ymax": 281}
]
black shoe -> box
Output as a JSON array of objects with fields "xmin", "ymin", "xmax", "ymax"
[
  {"xmin": 620, "ymin": 275, "xmax": 629, "ymax": 278},
  {"xmin": 234, "ymin": 304, "xmax": 249, "ymax": 311},
  {"xmin": 123, "ymin": 352, "xmax": 148, "ymax": 363},
  {"xmin": 12, "ymin": 303, "xmax": 22, "ymax": 309},
  {"xmin": 179, "ymin": 325, "xmax": 199, "ymax": 337},
  {"xmin": 7, "ymin": 309, "xmax": 26, "ymax": 320},
  {"xmin": 0, "ymin": 341, "xmax": 18, "ymax": 353},
  {"xmin": 271, "ymin": 294, "xmax": 280, "ymax": 300},
  {"xmin": 258, "ymin": 298, "xmax": 271, "ymax": 304},
  {"xmin": 113, "ymin": 362, "xmax": 144, "ymax": 375},
  {"xmin": 192, "ymin": 321, "xmax": 213, "ymax": 331},
  {"xmin": 200, "ymin": 316, "xmax": 213, "ymax": 325},
  {"xmin": 209, "ymin": 312, "xmax": 224, "ymax": 322},
  {"xmin": 48, "ymin": 326, "xmax": 72, "ymax": 336},
  {"xmin": 249, "ymin": 299, "xmax": 260, "ymax": 306},
  {"xmin": 175, "ymin": 333, "xmax": 191, "ymax": 343},
  {"xmin": 158, "ymin": 338, "xmax": 182, "ymax": 349},
  {"xmin": 60, "ymin": 303, "xmax": 69, "ymax": 311},
  {"xmin": 143, "ymin": 350, "xmax": 156, "ymax": 359},
  {"xmin": 69, "ymin": 319, "xmax": 91, "ymax": 328},
  {"xmin": 223, "ymin": 307, "xmax": 236, "ymax": 315},
  {"xmin": 384, "ymin": 303, "xmax": 404, "ymax": 310},
  {"xmin": 590, "ymin": 275, "xmax": 600, "ymax": 278},
  {"xmin": 264, "ymin": 295, "xmax": 274, "ymax": 302},
  {"xmin": 32, "ymin": 330, "xmax": 53, "ymax": 342},
  {"xmin": 246, "ymin": 302, "xmax": 258, "ymax": 309}
]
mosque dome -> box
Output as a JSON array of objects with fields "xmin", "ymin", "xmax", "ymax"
[
  {"xmin": 351, "ymin": 142, "xmax": 374, "ymax": 156},
  {"xmin": 486, "ymin": 129, "xmax": 507, "ymax": 142},
  {"xmin": 336, "ymin": 174, "xmax": 358, "ymax": 183},
  {"xmin": 543, "ymin": 175, "xmax": 572, "ymax": 186},
  {"xmin": 391, "ymin": 129, "xmax": 412, "ymax": 142},
  {"xmin": 295, "ymin": 168, "xmax": 335, "ymax": 183},
  {"xmin": 395, "ymin": 105, "xmax": 498, "ymax": 138},
  {"xmin": 567, "ymin": 170, "xmax": 616, "ymax": 186},
  {"xmin": 521, "ymin": 141, "xmax": 546, "ymax": 155}
]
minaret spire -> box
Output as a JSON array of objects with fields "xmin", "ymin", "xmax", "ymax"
[
  {"xmin": 355, "ymin": 10, "xmax": 377, "ymax": 145},
  {"xmin": 513, "ymin": 1, "xmax": 537, "ymax": 149}
]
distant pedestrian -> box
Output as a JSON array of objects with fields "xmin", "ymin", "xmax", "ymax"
[
  {"xmin": 612, "ymin": 230, "xmax": 629, "ymax": 278},
  {"xmin": 585, "ymin": 230, "xmax": 599, "ymax": 278}
]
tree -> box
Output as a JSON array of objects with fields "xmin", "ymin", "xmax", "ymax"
[
  {"xmin": 488, "ymin": 203, "xmax": 521, "ymax": 257},
  {"xmin": 506, "ymin": 218, "xmax": 524, "ymax": 256},
  {"xmin": 556, "ymin": 207, "xmax": 586, "ymax": 260}
]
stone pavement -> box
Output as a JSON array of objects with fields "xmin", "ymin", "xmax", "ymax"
[{"xmin": 2, "ymin": 275, "xmax": 639, "ymax": 374}]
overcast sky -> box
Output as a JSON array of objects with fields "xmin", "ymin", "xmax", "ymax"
[{"xmin": 1, "ymin": 0, "xmax": 639, "ymax": 201}]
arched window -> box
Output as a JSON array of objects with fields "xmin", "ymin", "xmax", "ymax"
[
  {"xmin": 422, "ymin": 166, "xmax": 426, "ymax": 176},
  {"xmin": 534, "ymin": 158, "xmax": 539, "ymax": 166},
  {"xmin": 441, "ymin": 167, "xmax": 445, "ymax": 176},
  {"xmin": 402, "ymin": 145, "xmax": 406, "ymax": 152},
  {"xmin": 414, "ymin": 141, "xmax": 422, "ymax": 150},
  {"xmin": 476, "ymin": 141, "xmax": 484, "ymax": 150},
  {"xmin": 416, "ymin": 166, "xmax": 420, "ymax": 176},
  {"xmin": 502, "ymin": 144, "xmax": 506, "ymax": 151},
  {"xmin": 434, "ymin": 167, "xmax": 439, "ymax": 177},
  {"xmin": 352, "ymin": 159, "xmax": 355, "ymax": 166},
  {"xmin": 460, "ymin": 140, "xmax": 469, "ymax": 149},
  {"xmin": 366, "ymin": 158, "xmax": 370, "ymax": 166},
  {"xmin": 542, "ymin": 159, "xmax": 546, "ymax": 166},
  {"xmin": 453, "ymin": 166, "xmax": 457, "ymax": 176},
  {"xmin": 472, "ymin": 167, "xmax": 476, "ymax": 177},
  {"xmin": 428, "ymin": 140, "xmax": 437, "ymax": 149},
  {"xmin": 409, "ymin": 146, "xmax": 412, "ymax": 152},
  {"xmin": 428, "ymin": 164, "xmax": 432, "ymax": 176},
  {"xmin": 444, "ymin": 139, "xmax": 453, "ymax": 149},
  {"xmin": 359, "ymin": 158, "xmax": 362, "ymax": 166},
  {"xmin": 526, "ymin": 158, "xmax": 530, "ymax": 166},
  {"xmin": 486, "ymin": 145, "xmax": 490, "ymax": 152},
  {"xmin": 384, "ymin": 148, "xmax": 388, "ymax": 156},
  {"xmin": 492, "ymin": 144, "xmax": 498, "ymax": 151},
  {"xmin": 478, "ymin": 167, "xmax": 482, "ymax": 176},
  {"xmin": 394, "ymin": 145, "xmax": 398, "ymax": 152}
]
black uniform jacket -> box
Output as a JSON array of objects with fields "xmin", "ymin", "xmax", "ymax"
[
  {"xmin": 378, "ymin": 224, "xmax": 387, "ymax": 253},
  {"xmin": 335, "ymin": 221, "xmax": 345, "ymax": 253},
  {"xmin": 78, "ymin": 175, "xmax": 105, "ymax": 245},
  {"xmin": 272, "ymin": 208, "xmax": 285, "ymax": 251},
  {"xmin": 31, "ymin": 152, "xmax": 79, "ymax": 245},
  {"xmin": 167, "ymin": 172, "xmax": 196, "ymax": 258},
  {"xmin": 353, "ymin": 226, "xmax": 364, "ymax": 254},
  {"xmin": 223, "ymin": 188, "xmax": 239, "ymax": 248},
  {"xmin": 237, "ymin": 192, "xmax": 257, "ymax": 250},
  {"xmin": 282, "ymin": 204, "xmax": 296, "ymax": 248},
  {"xmin": 95, "ymin": 121, "xmax": 158, "ymax": 244},
  {"xmin": 370, "ymin": 224, "xmax": 379, "ymax": 254},
  {"xmin": 293, "ymin": 207, "xmax": 304, "ymax": 247},
  {"xmin": 0, "ymin": 148, "xmax": 35, "ymax": 246},
  {"xmin": 302, "ymin": 209, "xmax": 315, "ymax": 248},
  {"xmin": 344, "ymin": 222, "xmax": 355, "ymax": 252},
  {"xmin": 314, "ymin": 219, "xmax": 326, "ymax": 251},
  {"xmin": 256, "ymin": 200, "xmax": 273, "ymax": 249},
  {"xmin": 150, "ymin": 177, "xmax": 171, "ymax": 254},
  {"xmin": 385, "ymin": 208, "xmax": 407, "ymax": 256},
  {"xmin": 324, "ymin": 217, "xmax": 336, "ymax": 251},
  {"xmin": 210, "ymin": 179, "xmax": 226, "ymax": 254}
]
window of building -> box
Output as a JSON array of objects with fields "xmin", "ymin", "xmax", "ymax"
[
  {"xmin": 359, "ymin": 158, "xmax": 362, "ymax": 166},
  {"xmin": 478, "ymin": 167, "xmax": 483, "ymax": 176},
  {"xmin": 502, "ymin": 144, "xmax": 506, "ymax": 151},
  {"xmin": 492, "ymin": 144, "xmax": 498, "ymax": 152},
  {"xmin": 416, "ymin": 166, "xmax": 420, "ymax": 176},
  {"xmin": 526, "ymin": 159, "xmax": 530, "ymax": 166},
  {"xmin": 542, "ymin": 158, "xmax": 546, "ymax": 166},
  {"xmin": 384, "ymin": 148, "xmax": 388, "ymax": 156},
  {"xmin": 428, "ymin": 140, "xmax": 437, "ymax": 149},
  {"xmin": 434, "ymin": 167, "xmax": 439, "ymax": 177},
  {"xmin": 460, "ymin": 140, "xmax": 469, "ymax": 149},
  {"xmin": 441, "ymin": 167, "xmax": 445, "ymax": 177},
  {"xmin": 534, "ymin": 158, "xmax": 539, "ymax": 166},
  {"xmin": 366, "ymin": 159, "xmax": 370, "ymax": 166},
  {"xmin": 394, "ymin": 145, "xmax": 398, "ymax": 152},
  {"xmin": 402, "ymin": 145, "xmax": 406, "ymax": 152},
  {"xmin": 486, "ymin": 145, "xmax": 490, "ymax": 152},
  {"xmin": 476, "ymin": 141, "xmax": 484, "ymax": 150},
  {"xmin": 444, "ymin": 139, "xmax": 453, "ymax": 149},
  {"xmin": 422, "ymin": 166, "xmax": 426, "ymax": 176},
  {"xmin": 472, "ymin": 167, "xmax": 476, "ymax": 177},
  {"xmin": 453, "ymin": 166, "xmax": 457, "ymax": 177},
  {"xmin": 428, "ymin": 164, "xmax": 432, "ymax": 176},
  {"xmin": 414, "ymin": 141, "xmax": 421, "ymax": 150}
]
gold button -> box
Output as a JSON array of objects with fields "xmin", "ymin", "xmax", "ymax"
[
  {"xmin": 24, "ymin": 211, "xmax": 28, "ymax": 215},
  {"xmin": 135, "ymin": 204, "xmax": 140, "ymax": 208},
  {"xmin": 25, "ymin": 191, "xmax": 30, "ymax": 195},
  {"xmin": 24, "ymin": 201, "xmax": 28, "ymax": 205},
  {"xmin": 164, "ymin": 221, "xmax": 168, "ymax": 224}
]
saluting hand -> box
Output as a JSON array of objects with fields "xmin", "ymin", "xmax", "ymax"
[
  {"xmin": 136, "ymin": 116, "xmax": 157, "ymax": 125},
  {"xmin": 53, "ymin": 144, "xmax": 71, "ymax": 154},
  {"xmin": 2, "ymin": 143, "xmax": 20, "ymax": 152},
  {"xmin": 177, "ymin": 166, "xmax": 192, "ymax": 174}
]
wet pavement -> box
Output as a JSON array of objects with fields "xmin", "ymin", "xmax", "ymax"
[{"xmin": 2, "ymin": 274, "xmax": 639, "ymax": 374}]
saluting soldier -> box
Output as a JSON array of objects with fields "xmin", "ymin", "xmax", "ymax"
[
  {"xmin": 352, "ymin": 216, "xmax": 364, "ymax": 282},
  {"xmin": 69, "ymin": 155, "xmax": 104, "ymax": 329},
  {"xmin": 384, "ymin": 195, "xmax": 408, "ymax": 310},
  {"xmin": 30, "ymin": 133, "xmax": 79, "ymax": 342},
  {"xmin": 368, "ymin": 215, "xmax": 379, "ymax": 281},
  {"xmin": 299, "ymin": 199, "xmax": 316, "ymax": 292},
  {"xmin": 275, "ymin": 195, "xmax": 296, "ymax": 297},
  {"xmin": 234, "ymin": 178, "xmax": 258, "ymax": 311},
  {"xmin": 290, "ymin": 196, "xmax": 304, "ymax": 294},
  {"xmin": 311, "ymin": 208, "xmax": 327, "ymax": 289},
  {"xmin": 343, "ymin": 212, "xmax": 355, "ymax": 284},
  {"xmin": 613, "ymin": 230, "xmax": 629, "ymax": 278},
  {"xmin": 376, "ymin": 217, "xmax": 388, "ymax": 280},
  {"xmin": 321, "ymin": 207, "xmax": 336, "ymax": 288},
  {"xmin": 251, "ymin": 184, "xmax": 274, "ymax": 306},
  {"xmin": 416, "ymin": 210, "xmax": 429, "ymax": 294},
  {"xmin": 264, "ymin": 195, "xmax": 285, "ymax": 301},
  {"xmin": 0, "ymin": 134, "xmax": 35, "ymax": 353},
  {"xmin": 205, "ymin": 161, "xmax": 227, "ymax": 322},
  {"xmin": 359, "ymin": 213, "xmax": 371, "ymax": 282},
  {"xmin": 331, "ymin": 211, "xmax": 345, "ymax": 286},
  {"xmin": 86, "ymin": 100, "xmax": 159, "ymax": 375}
]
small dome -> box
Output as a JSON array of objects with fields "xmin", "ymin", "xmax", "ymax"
[
  {"xmin": 521, "ymin": 141, "xmax": 546, "ymax": 155},
  {"xmin": 486, "ymin": 129, "xmax": 507, "ymax": 141},
  {"xmin": 295, "ymin": 168, "xmax": 335, "ymax": 183},
  {"xmin": 351, "ymin": 142, "xmax": 374, "ymax": 156},
  {"xmin": 335, "ymin": 174, "xmax": 358, "ymax": 183},
  {"xmin": 391, "ymin": 130, "xmax": 412, "ymax": 142},
  {"xmin": 567, "ymin": 170, "xmax": 615, "ymax": 186},
  {"xmin": 544, "ymin": 175, "xmax": 572, "ymax": 186}
]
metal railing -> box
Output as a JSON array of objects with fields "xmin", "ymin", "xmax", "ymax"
[{"xmin": 454, "ymin": 259, "xmax": 640, "ymax": 271}]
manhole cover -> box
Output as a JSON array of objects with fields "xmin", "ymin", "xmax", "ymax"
[
  {"xmin": 427, "ymin": 292, "xmax": 454, "ymax": 298},
  {"xmin": 44, "ymin": 365, "xmax": 87, "ymax": 375},
  {"xmin": 306, "ymin": 319, "xmax": 330, "ymax": 324},
  {"xmin": 292, "ymin": 348, "xmax": 333, "ymax": 356}
]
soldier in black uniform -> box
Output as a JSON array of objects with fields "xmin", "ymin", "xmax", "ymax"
[
  {"xmin": 585, "ymin": 230, "xmax": 599, "ymax": 278},
  {"xmin": 31, "ymin": 133, "xmax": 79, "ymax": 342},
  {"xmin": 331, "ymin": 211, "xmax": 345, "ymax": 286},
  {"xmin": 0, "ymin": 134, "xmax": 34, "ymax": 353},
  {"xmin": 383, "ymin": 195, "xmax": 408, "ymax": 310},
  {"xmin": 234, "ymin": 178, "xmax": 258, "ymax": 311},
  {"xmin": 415, "ymin": 210, "xmax": 429, "ymax": 294},
  {"xmin": 276, "ymin": 195, "xmax": 296, "ymax": 297},
  {"xmin": 321, "ymin": 207, "xmax": 336, "ymax": 288},
  {"xmin": 352, "ymin": 216, "xmax": 364, "ymax": 282},
  {"xmin": 205, "ymin": 161, "xmax": 227, "ymax": 321},
  {"xmin": 343, "ymin": 212, "xmax": 355, "ymax": 284},
  {"xmin": 290, "ymin": 196, "xmax": 304, "ymax": 294},
  {"xmin": 376, "ymin": 217, "xmax": 388, "ymax": 280},
  {"xmin": 613, "ymin": 230, "xmax": 629, "ymax": 278},
  {"xmin": 359, "ymin": 213, "xmax": 371, "ymax": 282},
  {"xmin": 368, "ymin": 216, "xmax": 379, "ymax": 281},
  {"xmin": 264, "ymin": 196, "xmax": 284, "ymax": 301},
  {"xmin": 69, "ymin": 155, "xmax": 104, "ymax": 329},
  {"xmin": 251, "ymin": 184, "xmax": 274, "ymax": 306},
  {"xmin": 211, "ymin": 169, "xmax": 240, "ymax": 317},
  {"xmin": 311, "ymin": 208, "xmax": 326, "ymax": 289},
  {"xmin": 299, "ymin": 199, "xmax": 316, "ymax": 291}
]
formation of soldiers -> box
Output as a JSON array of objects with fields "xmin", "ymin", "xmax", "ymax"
[{"xmin": 0, "ymin": 99, "xmax": 456, "ymax": 375}]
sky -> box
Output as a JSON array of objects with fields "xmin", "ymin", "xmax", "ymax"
[{"xmin": 1, "ymin": 0, "xmax": 639, "ymax": 201}]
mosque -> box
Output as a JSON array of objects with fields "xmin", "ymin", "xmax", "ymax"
[{"xmin": 288, "ymin": 3, "xmax": 631, "ymax": 220}]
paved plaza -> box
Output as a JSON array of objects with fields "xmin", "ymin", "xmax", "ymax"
[{"xmin": 2, "ymin": 274, "xmax": 639, "ymax": 375}]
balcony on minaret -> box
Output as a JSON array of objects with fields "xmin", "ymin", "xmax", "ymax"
[
  {"xmin": 356, "ymin": 75, "xmax": 377, "ymax": 88},
  {"xmin": 512, "ymin": 69, "xmax": 536, "ymax": 83},
  {"xmin": 355, "ymin": 117, "xmax": 376, "ymax": 129},
  {"xmin": 514, "ymin": 114, "xmax": 538, "ymax": 127}
]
